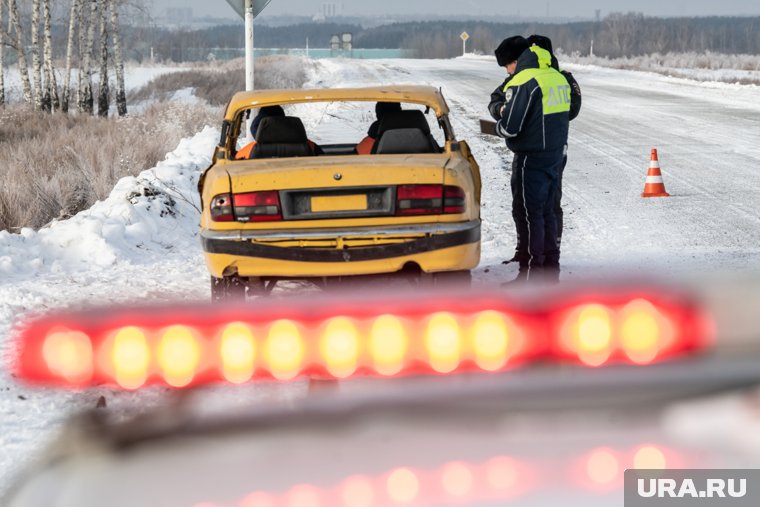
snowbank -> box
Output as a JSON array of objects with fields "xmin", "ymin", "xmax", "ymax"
[{"xmin": 0, "ymin": 127, "xmax": 218, "ymax": 283}]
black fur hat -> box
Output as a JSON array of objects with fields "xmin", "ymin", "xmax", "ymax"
[{"xmin": 495, "ymin": 36, "xmax": 529, "ymax": 66}]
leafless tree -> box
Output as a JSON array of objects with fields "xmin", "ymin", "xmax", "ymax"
[
  {"xmin": 8, "ymin": 0, "xmax": 32, "ymax": 106},
  {"xmin": 42, "ymin": 0, "xmax": 59, "ymax": 111},
  {"xmin": 79, "ymin": 0, "xmax": 97, "ymax": 114},
  {"xmin": 109, "ymin": 0, "xmax": 127, "ymax": 116},
  {"xmin": 62, "ymin": 0, "xmax": 81, "ymax": 113},
  {"xmin": 31, "ymin": 0, "xmax": 44, "ymax": 110},
  {"xmin": 97, "ymin": 0, "xmax": 109, "ymax": 117},
  {"xmin": 0, "ymin": 0, "xmax": 5, "ymax": 107}
]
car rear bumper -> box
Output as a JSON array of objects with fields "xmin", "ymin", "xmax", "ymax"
[{"xmin": 201, "ymin": 221, "xmax": 481, "ymax": 277}]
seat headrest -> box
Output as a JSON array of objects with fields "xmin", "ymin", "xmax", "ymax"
[
  {"xmin": 255, "ymin": 117, "xmax": 309, "ymax": 145},
  {"xmin": 376, "ymin": 110, "xmax": 432, "ymax": 137},
  {"xmin": 374, "ymin": 129, "xmax": 438, "ymax": 155}
]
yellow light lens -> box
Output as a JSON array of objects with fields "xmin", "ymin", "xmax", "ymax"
[
  {"xmin": 472, "ymin": 311, "xmax": 511, "ymax": 371},
  {"xmin": 287, "ymin": 485, "xmax": 321, "ymax": 507},
  {"xmin": 621, "ymin": 300, "xmax": 663, "ymax": 364},
  {"xmin": 586, "ymin": 448, "xmax": 620, "ymax": 485},
  {"xmin": 321, "ymin": 318, "xmax": 360, "ymax": 378},
  {"xmin": 220, "ymin": 322, "xmax": 256, "ymax": 384},
  {"xmin": 265, "ymin": 320, "xmax": 305, "ymax": 381},
  {"xmin": 570, "ymin": 305, "xmax": 613, "ymax": 366},
  {"xmin": 341, "ymin": 476, "xmax": 375, "ymax": 507},
  {"xmin": 241, "ymin": 493, "xmax": 276, "ymax": 507},
  {"xmin": 369, "ymin": 315, "xmax": 408, "ymax": 376},
  {"xmin": 425, "ymin": 313, "xmax": 462, "ymax": 373},
  {"xmin": 486, "ymin": 457, "xmax": 518, "ymax": 490},
  {"xmin": 633, "ymin": 446, "xmax": 667, "ymax": 470},
  {"xmin": 157, "ymin": 326, "xmax": 201, "ymax": 388},
  {"xmin": 441, "ymin": 462, "xmax": 474, "ymax": 497},
  {"xmin": 386, "ymin": 468, "xmax": 419, "ymax": 504},
  {"xmin": 111, "ymin": 327, "xmax": 150, "ymax": 390},
  {"xmin": 42, "ymin": 330, "xmax": 94, "ymax": 384}
]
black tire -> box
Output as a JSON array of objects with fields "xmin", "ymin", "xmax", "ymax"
[{"xmin": 211, "ymin": 275, "xmax": 247, "ymax": 303}]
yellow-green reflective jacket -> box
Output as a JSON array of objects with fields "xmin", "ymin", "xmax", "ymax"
[{"xmin": 496, "ymin": 45, "xmax": 571, "ymax": 154}]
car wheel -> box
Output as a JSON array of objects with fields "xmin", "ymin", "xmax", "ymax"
[{"xmin": 211, "ymin": 275, "xmax": 248, "ymax": 303}]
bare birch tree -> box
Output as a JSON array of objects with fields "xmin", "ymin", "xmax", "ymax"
[
  {"xmin": 97, "ymin": 0, "xmax": 109, "ymax": 117},
  {"xmin": 79, "ymin": 0, "xmax": 97, "ymax": 114},
  {"xmin": 109, "ymin": 0, "xmax": 127, "ymax": 116},
  {"xmin": 0, "ymin": 0, "xmax": 5, "ymax": 108},
  {"xmin": 31, "ymin": 0, "xmax": 44, "ymax": 110},
  {"xmin": 62, "ymin": 0, "xmax": 81, "ymax": 113},
  {"xmin": 42, "ymin": 0, "xmax": 59, "ymax": 111},
  {"xmin": 8, "ymin": 0, "xmax": 32, "ymax": 106}
]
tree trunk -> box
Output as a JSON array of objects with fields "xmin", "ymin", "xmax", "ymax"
[
  {"xmin": 31, "ymin": 0, "xmax": 43, "ymax": 110},
  {"xmin": 8, "ymin": 0, "xmax": 32, "ymax": 106},
  {"xmin": 0, "ymin": 0, "xmax": 5, "ymax": 107},
  {"xmin": 79, "ymin": 0, "xmax": 97, "ymax": 114},
  {"xmin": 62, "ymin": 0, "xmax": 81, "ymax": 113},
  {"xmin": 42, "ymin": 0, "xmax": 59, "ymax": 111},
  {"xmin": 97, "ymin": 0, "xmax": 109, "ymax": 117},
  {"xmin": 109, "ymin": 0, "xmax": 127, "ymax": 116}
]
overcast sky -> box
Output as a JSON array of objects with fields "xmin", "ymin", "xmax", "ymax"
[{"xmin": 153, "ymin": 0, "xmax": 760, "ymax": 19}]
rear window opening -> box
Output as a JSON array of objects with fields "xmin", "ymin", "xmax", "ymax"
[{"xmin": 230, "ymin": 101, "xmax": 449, "ymax": 160}]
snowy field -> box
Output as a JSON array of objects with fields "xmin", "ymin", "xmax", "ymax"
[{"xmin": 2, "ymin": 57, "xmax": 760, "ymax": 492}]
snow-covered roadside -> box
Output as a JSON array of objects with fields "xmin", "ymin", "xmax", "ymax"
[
  {"xmin": 0, "ymin": 62, "xmax": 335, "ymax": 495},
  {"xmin": 0, "ymin": 128, "xmax": 217, "ymax": 492}
]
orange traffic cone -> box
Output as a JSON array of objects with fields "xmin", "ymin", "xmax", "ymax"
[{"xmin": 641, "ymin": 149, "xmax": 670, "ymax": 198}]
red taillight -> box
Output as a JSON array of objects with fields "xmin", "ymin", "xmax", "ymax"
[
  {"xmin": 444, "ymin": 186, "xmax": 466, "ymax": 214},
  {"xmin": 233, "ymin": 191, "xmax": 282, "ymax": 222},
  {"xmin": 13, "ymin": 289, "xmax": 712, "ymax": 390},
  {"xmin": 210, "ymin": 193, "xmax": 234, "ymax": 222},
  {"xmin": 396, "ymin": 185, "xmax": 465, "ymax": 216}
]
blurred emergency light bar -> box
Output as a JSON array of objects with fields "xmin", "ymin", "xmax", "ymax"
[{"xmin": 14, "ymin": 288, "xmax": 712, "ymax": 390}]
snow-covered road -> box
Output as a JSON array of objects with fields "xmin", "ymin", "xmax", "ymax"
[
  {"xmin": 317, "ymin": 57, "xmax": 760, "ymax": 278},
  {"xmin": 2, "ymin": 57, "xmax": 760, "ymax": 492}
]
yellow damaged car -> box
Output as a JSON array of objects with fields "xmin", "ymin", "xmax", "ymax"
[{"xmin": 198, "ymin": 86, "xmax": 482, "ymax": 300}]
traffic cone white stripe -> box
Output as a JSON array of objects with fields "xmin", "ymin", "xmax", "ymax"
[
  {"xmin": 649, "ymin": 161, "xmax": 661, "ymax": 169},
  {"xmin": 646, "ymin": 176, "xmax": 664, "ymax": 184}
]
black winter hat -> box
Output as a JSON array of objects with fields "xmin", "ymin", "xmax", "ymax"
[
  {"xmin": 495, "ymin": 36, "xmax": 529, "ymax": 67},
  {"xmin": 375, "ymin": 101, "xmax": 402, "ymax": 119},
  {"xmin": 251, "ymin": 105, "xmax": 285, "ymax": 139},
  {"xmin": 527, "ymin": 34, "xmax": 554, "ymax": 55}
]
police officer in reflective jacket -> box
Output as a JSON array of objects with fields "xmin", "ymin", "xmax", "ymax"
[
  {"xmin": 490, "ymin": 36, "xmax": 581, "ymax": 280},
  {"xmin": 492, "ymin": 36, "xmax": 572, "ymax": 283}
]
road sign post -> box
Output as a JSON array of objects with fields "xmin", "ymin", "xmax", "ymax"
[
  {"xmin": 225, "ymin": 0, "xmax": 273, "ymax": 140},
  {"xmin": 460, "ymin": 31, "xmax": 470, "ymax": 57},
  {"xmin": 245, "ymin": 0, "xmax": 254, "ymax": 91},
  {"xmin": 225, "ymin": 0, "xmax": 274, "ymax": 92}
]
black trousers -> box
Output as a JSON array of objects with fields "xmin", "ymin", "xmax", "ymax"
[{"xmin": 510, "ymin": 151, "xmax": 563, "ymax": 273}]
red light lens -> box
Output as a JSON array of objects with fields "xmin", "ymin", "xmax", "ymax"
[
  {"xmin": 397, "ymin": 185, "xmax": 443, "ymax": 216},
  {"xmin": 443, "ymin": 186, "xmax": 466, "ymax": 214},
  {"xmin": 233, "ymin": 191, "xmax": 283, "ymax": 222},
  {"xmin": 396, "ymin": 185, "xmax": 465, "ymax": 216}
]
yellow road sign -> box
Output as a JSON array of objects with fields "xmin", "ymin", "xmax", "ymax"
[{"xmin": 460, "ymin": 32, "xmax": 470, "ymax": 42}]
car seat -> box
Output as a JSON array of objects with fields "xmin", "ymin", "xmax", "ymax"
[
  {"xmin": 371, "ymin": 111, "xmax": 441, "ymax": 155},
  {"xmin": 250, "ymin": 117, "xmax": 316, "ymax": 159}
]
